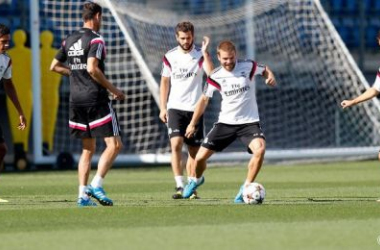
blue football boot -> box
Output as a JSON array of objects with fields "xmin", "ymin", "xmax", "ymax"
[
  {"xmin": 183, "ymin": 176, "xmax": 205, "ymax": 199},
  {"xmin": 85, "ymin": 186, "xmax": 113, "ymax": 206}
]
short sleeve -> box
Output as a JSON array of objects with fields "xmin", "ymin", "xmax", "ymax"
[
  {"xmin": 55, "ymin": 40, "xmax": 67, "ymax": 62},
  {"xmin": 249, "ymin": 61, "xmax": 266, "ymax": 80},
  {"xmin": 373, "ymin": 70, "xmax": 380, "ymax": 92},
  {"xmin": 204, "ymin": 77, "xmax": 220, "ymax": 98},
  {"xmin": 88, "ymin": 36, "xmax": 106, "ymax": 60},
  {"xmin": 161, "ymin": 56, "xmax": 171, "ymax": 77},
  {"xmin": 3, "ymin": 59, "xmax": 12, "ymax": 79}
]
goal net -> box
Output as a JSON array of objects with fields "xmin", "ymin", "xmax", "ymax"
[{"xmin": 37, "ymin": 0, "xmax": 380, "ymax": 164}]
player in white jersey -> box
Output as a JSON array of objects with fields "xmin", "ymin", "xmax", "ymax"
[
  {"xmin": 182, "ymin": 40, "xmax": 276, "ymax": 202},
  {"xmin": 341, "ymin": 32, "xmax": 380, "ymax": 202},
  {"xmin": 0, "ymin": 24, "xmax": 27, "ymax": 203},
  {"xmin": 159, "ymin": 21, "xmax": 213, "ymax": 199}
]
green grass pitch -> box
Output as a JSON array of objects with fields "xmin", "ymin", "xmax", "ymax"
[{"xmin": 0, "ymin": 161, "xmax": 379, "ymax": 250}]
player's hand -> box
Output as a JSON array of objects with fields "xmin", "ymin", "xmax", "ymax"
[
  {"xmin": 265, "ymin": 75, "xmax": 276, "ymax": 87},
  {"xmin": 201, "ymin": 36, "xmax": 210, "ymax": 54},
  {"xmin": 341, "ymin": 100, "xmax": 354, "ymax": 109},
  {"xmin": 17, "ymin": 115, "xmax": 26, "ymax": 130},
  {"xmin": 185, "ymin": 124, "xmax": 196, "ymax": 138},
  {"xmin": 113, "ymin": 89, "xmax": 125, "ymax": 101},
  {"xmin": 159, "ymin": 109, "xmax": 167, "ymax": 123}
]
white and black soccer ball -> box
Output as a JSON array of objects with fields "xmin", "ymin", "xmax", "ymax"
[{"xmin": 242, "ymin": 182, "xmax": 265, "ymax": 205}]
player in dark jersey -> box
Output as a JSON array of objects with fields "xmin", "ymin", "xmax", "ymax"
[
  {"xmin": 50, "ymin": 2, "xmax": 125, "ymax": 207},
  {"xmin": 0, "ymin": 24, "xmax": 27, "ymax": 203}
]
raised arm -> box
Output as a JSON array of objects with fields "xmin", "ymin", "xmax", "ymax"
[
  {"xmin": 87, "ymin": 57, "xmax": 125, "ymax": 100},
  {"xmin": 185, "ymin": 94, "xmax": 210, "ymax": 138},
  {"xmin": 159, "ymin": 76, "xmax": 170, "ymax": 123},
  {"xmin": 201, "ymin": 36, "xmax": 214, "ymax": 76},
  {"xmin": 3, "ymin": 78, "xmax": 26, "ymax": 130},
  {"xmin": 341, "ymin": 87, "xmax": 379, "ymax": 109}
]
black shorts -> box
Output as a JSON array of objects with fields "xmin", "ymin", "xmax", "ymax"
[
  {"xmin": 202, "ymin": 122, "xmax": 265, "ymax": 154},
  {"xmin": 167, "ymin": 109, "xmax": 204, "ymax": 146},
  {"xmin": 0, "ymin": 125, "xmax": 4, "ymax": 143},
  {"xmin": 69, "ymin": 101, "xmax": 121, "ymax": 139}
]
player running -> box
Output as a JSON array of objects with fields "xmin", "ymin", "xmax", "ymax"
[
  {"xmin": 341, "ymin": 31, "xmax": 380, "ymax": 202},
  {"xmin": 0, "ymin": 24, "xmax": 27, "ymax": 203},
  {"xmin": 159, "ymin": 21, "xmax": 213, "ymax": 199},
  {"xmin": 50, "ymin": 2, "xmax": 125, "ymax": 207},
  {"xmin": 182, "ymin": 40, "xmax": 276, "ymax": 202}
]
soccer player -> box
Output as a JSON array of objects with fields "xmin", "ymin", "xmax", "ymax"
[
  {"xmin": 50, "ymin": 2, "xmax": 125, "ymax": 207},
  {"xmin": 0, "ymin": 24, "xmax": 27, "ymax": 202},
  {"xmin": 182, "ymin": 40, "xmax": 276, "ymax": 202},
  {"xmin": 341, "ymin": 32, "xmax": 380, "ymax": 202},
  {"xmin": 159, "ymin": 21, "xmax": 213, "ymax": 199}
]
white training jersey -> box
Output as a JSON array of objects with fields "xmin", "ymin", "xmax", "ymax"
[
  {"xmin": 204, "ymin": 59, "xmax": 266, "ymax": 125},
  {"xmin": 373, "ymin": 68, "xmax": 380, "ymax": 92},
  {"xmin": 0, "ymin": 53, "xmax": 12, "ymax": 80},
  {"xmin": 161, "ymin": 46, "xmax": 206, "ymax": 111}
]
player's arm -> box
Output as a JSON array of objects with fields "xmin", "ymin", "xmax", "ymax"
[
  {"xmin": 87, "ymin": 57, "xmax": 125, "ymax": 100},
  {"xmin": 3, "ymin": 78, "xmax": 26, "ymax": 130},
  {"xmin": 262, "ymin": 66, "xmax": 276, "ymax": 86},
  {"xmin": 185, "ymin": 94, "xmax": 210, "ymax": 138},
  {"xmin": 159, "ymin": 76, "xmax": 170, "ymax": 123},
  {"xmin": 50, "ymin": 58, "xmax": 70, "ymax": 76},
  {"xmin": 341, "ymin": 87, "xmax": 379, "ymax": 109},
  {"xmin": 201, "ymin": 36, "xmax": 214, "ymax": 76}
]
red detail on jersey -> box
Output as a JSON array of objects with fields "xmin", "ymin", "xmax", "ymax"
[
  {"xmin": 207, "ymin": 77, "xmax": 221, "ymax": 90},
  {"xmin": 163, "ymin": 56, "xmax": 171, "ymax": 70},
  {"xmin": 198, "ymin": 56, "xmax": 204, "ymax": 68},
  {"xmin": 377, "ymin": 71, "xmax": 380, "ymax": 78},
  {"xmin": 90, "ymin": 38, "xmax": 104, "ymax": 45},
  {"xmin": 249, "ymin": 61, "xmax": 257, "ymax": 80}
]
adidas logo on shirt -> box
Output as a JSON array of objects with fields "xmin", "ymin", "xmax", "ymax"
[{"xmin": 68, "ymin": 39, "xmax": 84, "ymax": 57}]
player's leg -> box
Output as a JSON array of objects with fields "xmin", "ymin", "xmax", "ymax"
[
  {"xmin": 86, "ymin": 102, "xmax": 122, "ymax": 206},
  {"xmin": 377, "ymin": 151, "xmax": 380, "ymax": 202},
  {"xmin": 234, "ymin": 123, "xmax": 266, "ymax": 203},
  {"xmin": 0, "ymin": 127, "xmax": 8, "ymax": 202},
  {"xmin": 85, "ymin": 136, "xmax": 122, "ymax": 206},
  {"xmin": 170, "ymin": 136, "xmax": 185, "ymax": 198},
  {"xmin": 167, "ymin": 109, "xmax": 189, "ymax": 198},
  {"xmin": 0, "ymin": 125, "xmax": 7, "ymax": 168},
  {"xmin": 77, "ymin": 138, "xmax": 97, "ymax": 207},
  {"xmin": 182, "ymin": 146, "xmax": 213, "ymax": 198}
]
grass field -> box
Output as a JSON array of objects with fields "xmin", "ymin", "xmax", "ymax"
[{"xmin": 0, "ymin": 161, "xmax": 380, "ymax": 250}]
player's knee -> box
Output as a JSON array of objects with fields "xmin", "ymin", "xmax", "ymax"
[
  {"xmin": 253, "ymin": 146, "xmax": 265, "ymax": 158},
  {"xmin": 170, "ymin": 142, "xmax": 182, "ymax": 153},
  {"xmin": 378, "ymin": 152, "xmax": 380, "ymax": 162}
]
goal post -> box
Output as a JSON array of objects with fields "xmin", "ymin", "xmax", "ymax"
[{"xmin": 32, "ymin": 0, "xmax": 380, "ymax": 166}]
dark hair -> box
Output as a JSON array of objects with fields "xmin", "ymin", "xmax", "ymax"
[
  {"xmin": 82, "ymin": 2, "xmax": 102, "ymax": 22},
  {"xmin": 377, "ymin": 30, "xmax": 380, "ymax": 40},
  {"xmin": 175, "ymin": 21, "xmax": 194, "ymax": 36},
  {"xmin": 0, "ymin": 23, "xmax": 10, "ymax": 37}
]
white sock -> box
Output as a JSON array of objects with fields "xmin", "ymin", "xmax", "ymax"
[
  {"xmin": 174, "ymin": 176, "xmax": 184, "ymax": 188},
  {"xmin": 188, "ymin": 177, "xmax": 197, "ymax": 183},
  {"xmin": 79, "ymin": 185, "xmax": 89, "ymax": 199},
  {"xmin": 91, "ymin": 174, "xmax": 104, "ymax": 188},
  {"xmin": 244, "ymin": 180, "xmax": 251, "ymax": 187}
]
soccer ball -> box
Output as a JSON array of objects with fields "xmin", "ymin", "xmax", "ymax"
[{"xmin": 242, "ymin": 182, "xmax": 265, "ymax": 205}]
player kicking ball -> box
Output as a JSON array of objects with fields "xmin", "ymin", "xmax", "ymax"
[{"xmin": 182, "ymin": 40, "xmax": 276, "ymax": 202}]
